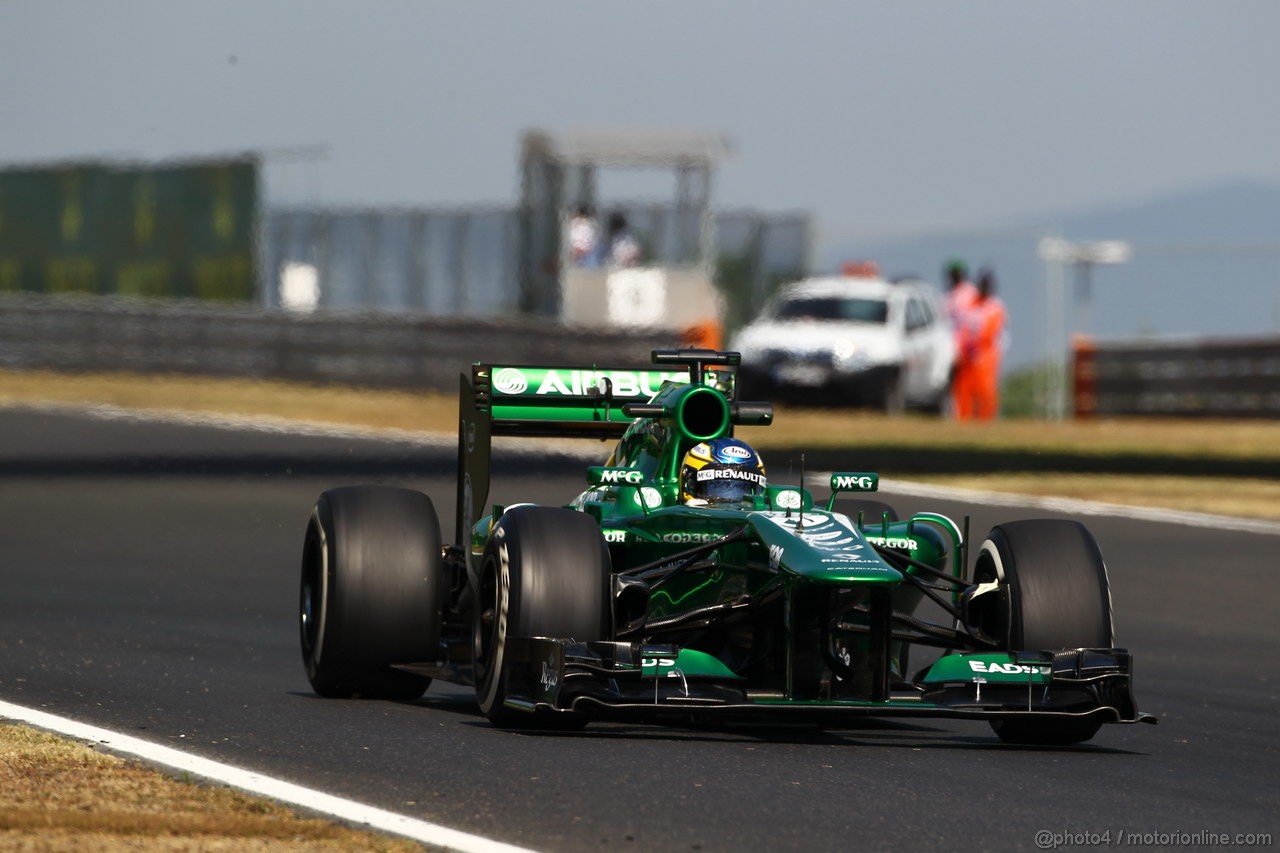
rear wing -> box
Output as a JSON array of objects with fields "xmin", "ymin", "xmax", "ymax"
[{"xmin": 455, "ymin": 349, "xmax": 740, "ymax": 544}]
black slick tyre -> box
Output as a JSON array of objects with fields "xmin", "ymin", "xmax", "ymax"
[
  {"xmin": 473, "ymin": 506, "xmax": 611, "ymax": 729},
  {"xmin": 971, "ymin": 518, "xmax": 1113, "ymax": 745},
  {"xmin": 299, "ymin": 486, "xmax": 443, "ymax": 700}
]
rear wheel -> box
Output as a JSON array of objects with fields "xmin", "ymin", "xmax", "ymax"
[
  {"xmin": 971, "ymin": 519, "xmax": 1113, "ymax": 745},
  {"xmin": 474, "ymin": 506, "xmax": 611, "ymax": 728},
  {"xmin": 300, "ymin": 486, "xmax": 443, "ymax": 700}
]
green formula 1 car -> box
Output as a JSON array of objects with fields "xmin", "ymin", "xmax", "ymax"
[{"xmin": 299, "ymin": 349, "xmax": 1155, "ymax": 744}]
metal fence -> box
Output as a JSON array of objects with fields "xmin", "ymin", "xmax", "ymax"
[
  {"xmin": 263, "ymin": 206, "xmax": 809, "ymax": 323},
  {"xmin": 0, "ymin": 202, "xmax": 809, "ymax": 393},
  {"xmin": 264, "ymin": 207, "xmax": 519, "ymax": 316}
]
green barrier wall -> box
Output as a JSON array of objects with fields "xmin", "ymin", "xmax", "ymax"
[{"xmin": 0, "ymin": 159, "xmax": 257, "ymax": 301}]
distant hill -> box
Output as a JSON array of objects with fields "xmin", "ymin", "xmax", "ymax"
[{"xmin": 820, "ymin": 181, "xmax": 1280, "ymax": 370}]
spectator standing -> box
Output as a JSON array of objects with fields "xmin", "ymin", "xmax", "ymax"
[
  {"xmin": 569, "ymin": 205, "xmax": 599, "ymax": 267},
  {"xmin": 965, "ymin": 267, "xmax": 1009, "ymax": 420},
  {"xmin": 601, "ymin": 211, "xmax": 641, "ymax": 267},
  {"xmin": 942, "ymin": 259, "xmax": 979, "ymax": 419}
]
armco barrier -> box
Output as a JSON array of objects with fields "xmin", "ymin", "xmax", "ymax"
[
  {"xmin": 1074, "ymin": 334, "xmax": 1280, "ymax": 418},
  {"xmin": 0, "ymin": 294, "xmax": 674, "ymax": 391}
]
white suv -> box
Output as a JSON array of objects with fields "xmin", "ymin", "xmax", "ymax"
[{"xmin": 729, "ymin": 274, "xmax": 955, "ymax": 413}]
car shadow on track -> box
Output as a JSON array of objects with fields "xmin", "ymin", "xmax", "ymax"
[
  {"xmin": 292, "ymin": 691, "xmax": 1145, "ymax": 755},
  {"xmin": 456, "ymin": 714, "xmax": 1142, "ymax": 754}
]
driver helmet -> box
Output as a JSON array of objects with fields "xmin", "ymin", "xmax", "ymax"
[{"xmin": 680, "ymin": 438, "xmax": 767, "ymax": 506}]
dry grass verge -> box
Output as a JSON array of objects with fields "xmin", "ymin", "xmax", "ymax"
[
  {"xmin": 0, "ymin": 370, "xmax": 443, "ymax": 434},
  {"xmin": 0, "ymin": 724, "xmax": 422, "ymax": 851},
  {"xmin": 745, "ymin": 407, "xmax": 1280, "ymax": 461}
]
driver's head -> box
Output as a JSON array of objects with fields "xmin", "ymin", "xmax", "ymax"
[{"xmin": 680, "ymin": 438, "xmax": 767, "ymax": 506}]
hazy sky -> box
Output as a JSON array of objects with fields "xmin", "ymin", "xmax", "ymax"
[{"xmin": 3, "ymin": 1, "xmax": 1278, "ymax": 255}]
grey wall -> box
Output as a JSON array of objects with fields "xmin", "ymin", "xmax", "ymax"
[{"xmin": 0, "ymin": 294, "xmax": 674, "ymax": 391}]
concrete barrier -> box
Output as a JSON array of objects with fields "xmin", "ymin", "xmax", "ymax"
[
  {"xmin": 0, "ymin": 294, "xmax": 675, "ymax": 391},
  {"xmin": 1074, "ymin": 334, "xmax": 1280, "ymax": 418}
]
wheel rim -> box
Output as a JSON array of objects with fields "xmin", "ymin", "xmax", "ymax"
[
  {"xmin": 474, "ymin": 554, "xmax": 500, "ymax": 683},
  {"xmin": 299, "ymin": 518, "xmax": 326, "ymax": 660},
  {"xmin": 970, "ymin": 541, "xmax": 1011, "ymax": 646}
]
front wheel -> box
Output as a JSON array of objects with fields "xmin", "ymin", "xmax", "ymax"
[
  {"xmin": 971, "ymin": 519, "xmax": 1113, "ymax": 745},
  {"xmin": 300, "ymin": 486, "xmax": 443, "ymax": 700},
  {"xmin": 473, "ymin": 506, "xmax": 611, "ymax": 728}
]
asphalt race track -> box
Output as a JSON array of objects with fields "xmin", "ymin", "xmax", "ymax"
[{"xmin": 1, "ymin": 406, "xmax": 1277, "ymax": 852}]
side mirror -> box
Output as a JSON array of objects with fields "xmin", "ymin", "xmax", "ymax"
[
  {"xmin": 829, "ymin": 472, "xmax": 879, "ymax": 493},
  {"xmin": 825, "ymin": 472, "xmax": 879, "ymax": 510},
  {"xmin": 731, "ymin": 402, "xmax": 774, "ymax": 426}
]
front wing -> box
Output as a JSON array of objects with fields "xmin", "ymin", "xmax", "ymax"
[{"xmin": 497, "ymin": 638, "xmax": 1157, "ymax": 728}]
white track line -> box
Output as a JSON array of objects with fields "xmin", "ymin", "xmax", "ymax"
[
  {"xmin": 2, "ymin": 400, "xmax": 456, "ymax": 447},
  {"xmin": 1, "ymin": 400, "xmax": 599, "ymax": 458},
  {"xmin": 876, "ymin": 478, "xmax": 1280, "ymax": 536},
  {"xmin": 0, "ymin": 699, "xmax": 536, "ymax": 853}
]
